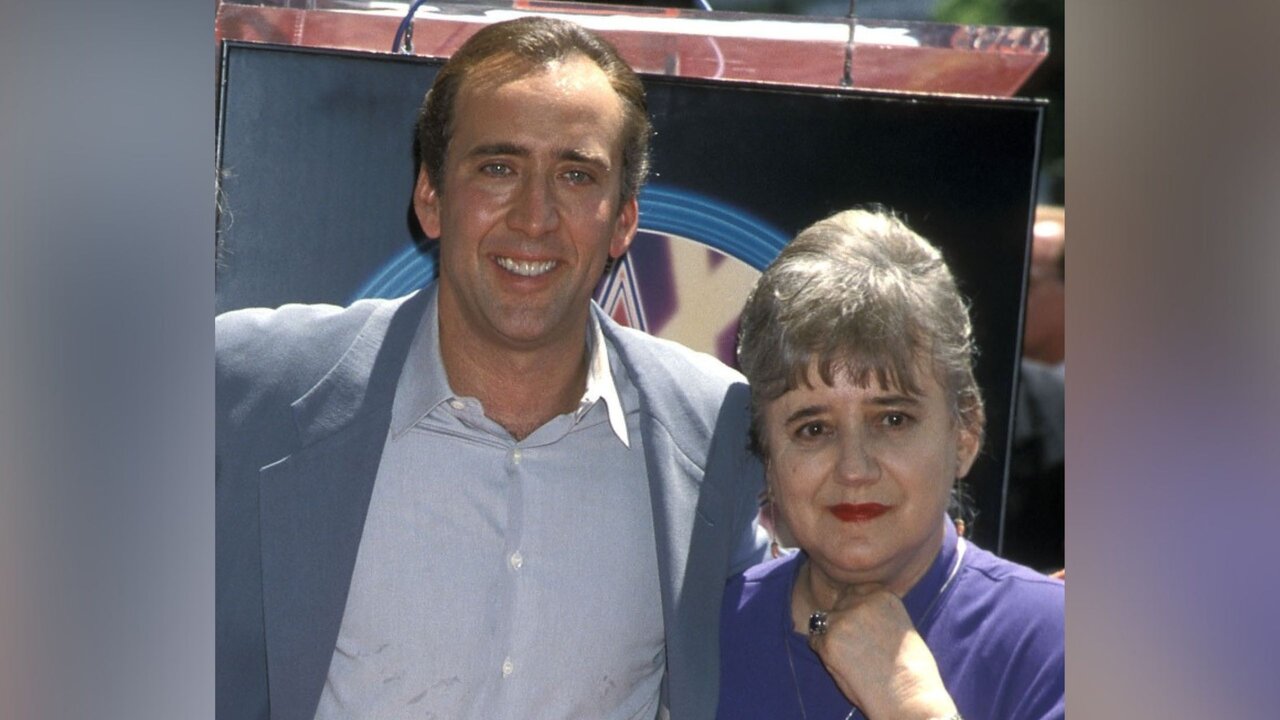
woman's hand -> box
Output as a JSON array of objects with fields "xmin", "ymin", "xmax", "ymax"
[{"xmin": 808, "ymin": 585, "xmax": 958, "ymax": 720}]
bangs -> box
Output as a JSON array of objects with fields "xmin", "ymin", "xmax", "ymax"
[{"xmin": 773, "ymin": 342, "xmax": 928, "ymax": 402}]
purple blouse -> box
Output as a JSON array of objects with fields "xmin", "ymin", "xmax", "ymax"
[{"xmin": 717, "ymin": 520, "xmax": 1064, "ymax": 719}]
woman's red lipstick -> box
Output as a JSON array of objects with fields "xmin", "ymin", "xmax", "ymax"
[{"xmin": 828, "ymin": 503, "xmax": 889, "ymax": 522}]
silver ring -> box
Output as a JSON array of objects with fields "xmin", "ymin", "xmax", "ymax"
[{"xmin": 808, "ymin": 611, "xmax": 829, "ymax": 636}]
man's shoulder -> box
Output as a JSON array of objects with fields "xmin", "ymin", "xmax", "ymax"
[
  {"xmin": 217, "ymin": 297, "xmax": 384, "ymax": 354},
  {"xmin": 218, "ymin": 297, "xmax": 404, "ymax": 374},
  {"xmin": 600, "ymin": 315, "xmax": 745, "ymax": 390},
  {"xmin": 601, "ymin": 319, "xmax": 752, "ymax": 449},
  {"xmin": 216, "ymin": 294, "xmax": 416, "ymax": 417}
]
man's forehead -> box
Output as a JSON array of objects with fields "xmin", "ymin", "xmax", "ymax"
[
  {"xmin": 460, "ymin": 51, "xmax": 606, "ymax": 96},
  {"xmin": 449, "ymin": 54, "xmax": 626, "ymax": 157}
]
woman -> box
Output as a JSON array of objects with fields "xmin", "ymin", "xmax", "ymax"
[{"xmin": 719, "ymin": 209, "xmax": 1064, "ymax": 720}]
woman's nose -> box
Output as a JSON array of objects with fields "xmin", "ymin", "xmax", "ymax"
[{"xmin": 835, "ymin": 433, "xmax": 878, "ymax": 485}]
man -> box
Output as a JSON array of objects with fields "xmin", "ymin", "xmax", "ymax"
[
  {"xmin": 1005, "ymin": 204, "xmax": 1065, "ymax": 570},
  {"xmin": 1022, "ymin": 204, "xmax": 1065, "ymax": 369},
  {"xmin": 216, "ymin": 16, "xmax": 768, "ymax": 720}
]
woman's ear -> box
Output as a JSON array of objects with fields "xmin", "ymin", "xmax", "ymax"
[{"xmin": 955, "ymin": 423, "xmax": 980, "ymax": 479}]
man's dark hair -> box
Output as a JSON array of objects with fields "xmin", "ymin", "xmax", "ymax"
[{"xmin": 413, "ymin": 16, "xmax": 652, "ymax": 206}]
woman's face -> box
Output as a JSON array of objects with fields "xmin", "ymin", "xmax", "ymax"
[{"xmin": 762, "ymin": 358, "xmax": 980, "ymax": 595}]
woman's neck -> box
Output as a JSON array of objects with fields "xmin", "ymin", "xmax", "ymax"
[
  {"xmin": 794, "ymin": 561, "xmax": 842, "ymax": 613},
  {"xmin": 790, "ymin": 561, "xmax": 843, "ymax": 633},
  {"xmin": 789, "ymin": 533, "xmax": 947, "ymax": 632}
]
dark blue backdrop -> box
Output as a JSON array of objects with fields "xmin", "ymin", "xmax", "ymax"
[{"xmin": 215, "ymin": 41, "xmax": 1044, "ymax": 552}]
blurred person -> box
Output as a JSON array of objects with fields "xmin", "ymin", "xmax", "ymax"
[
  {"xmin": 1004, "ymin": 203, "xmax": 1065, "ymax": 570},
  {"xmin": 719, "ymin": 208, "xmax": 1064, "ymax": 720},
  {"xmin": 1022, "ymin": 204, "xmax": 1064, "ymax": 368},
  {"xmin": 216, "ymin": 17, "xmax": 768, "ymax": 720},
  {"xmin": 1005, "ymin": 357, "xmax": 1065, "ymax": 571}
]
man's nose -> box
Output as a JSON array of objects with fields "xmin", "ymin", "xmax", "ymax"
[{"xmin": 507, "ymin": 175, "xmax": 560, "ymax": 237}]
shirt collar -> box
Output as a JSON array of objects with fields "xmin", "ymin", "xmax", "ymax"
[
  {"xmin": 581, "ymin": 310, "xmax": 630, "ymax": 447},
  {"xmin": 391, "ymin": 286, "xmax": 630, "ymax": 447},
  {"xmin": 390, "ymin": 286, "xmax": 454, "ymax": 437}
]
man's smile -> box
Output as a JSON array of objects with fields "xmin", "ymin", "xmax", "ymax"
[{"xmin": 495, "ymin": 256, "xmax": 558, "ymax": 277}]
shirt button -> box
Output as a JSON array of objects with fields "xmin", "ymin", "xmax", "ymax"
[
  {"xmin": 449, "ymin": 399, "xmax": 464, "ymax": 410},
  {"xmin": 509, "ymin": 551, "xmax": 523, "ymax": 570},
  {"xmin": 501, "ymin": 658, "xmax": 514, "ymax": 677},
  {"xmin": 512, "ymin": 448, "xmax": 522, "ymax": 464}
]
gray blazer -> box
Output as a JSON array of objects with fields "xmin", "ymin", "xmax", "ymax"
[{"xmin": 216, "ymin": 286, "xmax": 768, "ymax": 720}]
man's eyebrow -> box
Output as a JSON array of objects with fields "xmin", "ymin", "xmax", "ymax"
[
  {"xmin": 560, "ymin": 148, "xmax": 610, "ymax": 169},
  {"xmin": 467, "ymin": 142, "xmax": 528, "ymax": 159},
  {"xmin": 464, "ymin": 144, "xmax": 610, "ymax": 170}
]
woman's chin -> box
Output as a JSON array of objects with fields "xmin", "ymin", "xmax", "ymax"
[{"xmin": 807, "ymin": 547, "xmax": 892, "ymax": 587}]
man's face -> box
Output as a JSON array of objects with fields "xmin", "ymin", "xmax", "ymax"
[
  {"xmin": 1023, "ymin": 213, "xmax": 1065, "ymax": 362},
  {"xmin": 414, "ymin": 55, "xmax": 638, "ymax": 353}
]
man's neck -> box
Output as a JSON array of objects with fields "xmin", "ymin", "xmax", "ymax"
[{"xmin": 437, "ymin": 310, "xmax": 591, "ymax": 442}]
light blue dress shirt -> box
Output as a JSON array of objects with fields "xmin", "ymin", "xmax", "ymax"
[{"xmin": 314, "ymin": 287, "xmax": 662, "ymax": 719}]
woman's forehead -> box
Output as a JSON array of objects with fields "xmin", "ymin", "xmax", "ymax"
[
  {"xmin": 788, "ymin": 353, "xmax": 936, "ymax": 397},
  {"xmin": 769, "ymin": 358, "xmax": 940, "ymax": 408}
]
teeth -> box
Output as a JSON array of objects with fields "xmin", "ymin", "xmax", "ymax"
[{"xmin": 496, "ymin": 256, "xmax": 557, "ymax": 277}]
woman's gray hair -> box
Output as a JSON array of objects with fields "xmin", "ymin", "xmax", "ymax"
[{"xmin": 737, "ymin": 207, "xmax": 985, "ymax": 456}]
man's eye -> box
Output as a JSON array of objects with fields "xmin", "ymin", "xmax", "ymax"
[
  {"xmin": 480, "ymin": 163, "xmax": 512, "ymax": 177},
  {"xmin": 562, "ymin": 169, "xmax": 593, "ymax": 185}
]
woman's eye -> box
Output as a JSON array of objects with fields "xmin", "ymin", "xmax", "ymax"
[
  {"xmin": 796, "ymin": 422, "xmax": 827, "ymax": 439},
  {"xmin": 882, "ymin": 412, "xmax": 910, "ymax": 428}
]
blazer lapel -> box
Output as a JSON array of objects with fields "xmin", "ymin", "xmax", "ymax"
[
  {"xmin": 257, "ymin": 290, "xmax": 428, "ymax": 720},
  {"xmin": 600, "ymin": 309, "xmax": 721, "ymax": 718},
  {"xmin": 638, "ymin": 410, "xmax": 738, "ymax": 720},
  {"xmin": 600, "ymin": 307, "xmax": 760, "ymax": 719}
]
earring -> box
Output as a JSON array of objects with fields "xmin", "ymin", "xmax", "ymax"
[{"xmin": 765, "ymin": 486, "xmax": 783, "ymax": 559}]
